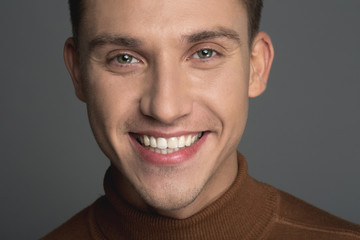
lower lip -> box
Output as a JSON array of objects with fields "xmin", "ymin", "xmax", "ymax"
[{"xmin": 130, "ymin": 132, "xmax": 208, "ymax": 166}]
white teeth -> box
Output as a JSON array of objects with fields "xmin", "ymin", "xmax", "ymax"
[
  {"xmin": 157, "ymin": 138, "xmax": 167, "ymax": 149},
  {"xmin": 178, "ymin": 136, "xmax": 185, "ymax": 148},
  {"xmin": 167, "ymin": 137, "xmax": 178, "ymax": 149},
  {"xmin": 144, "ymin": 135, "xmax": 150, "ymax": 146},
  {"xmin": 139, "ymin": 133, "xmax": 203, "ymax": 154},
  {"xmin": 150, "ymin": 136, "xmax": 157, "ymax": 148},
  {"xmin": 185, "ymin": 135, "xmax": 192, "ymax": 147}
]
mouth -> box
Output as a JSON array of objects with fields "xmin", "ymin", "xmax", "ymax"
[{"xmin": 134, "ymin": 132, "xmax": 204, "ymax": 155}]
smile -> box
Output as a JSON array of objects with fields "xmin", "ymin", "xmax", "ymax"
[{"xmin": 136, "ymin": 133, "xmax": 204, "ymax": 155}]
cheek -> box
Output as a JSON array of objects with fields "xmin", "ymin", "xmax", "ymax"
[
  {"xmin": 84, "ymin": 69, "xmax": 145, "ymax": 164},
  {"xmin": 194, "ymin": 60, "xmax": 250, "ymax": 149},
  {"xmin": 217, "ymin": 72, "xmax": 249, "ymax": 142},
  {"xmin": 85, "ymin": 69, "xmax": 140, "ymax": 136},
  {"xmin": 197, "ymin": 63, "xmax": 249, "ymax": 122}
]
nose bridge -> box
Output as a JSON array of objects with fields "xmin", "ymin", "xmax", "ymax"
[{"xmin": 140, "ymin": 54, "xmax": 192, "ymax": 124}]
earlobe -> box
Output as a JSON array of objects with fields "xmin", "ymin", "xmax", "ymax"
[
  {"xmin": 248, "ymin": 32, "xmax": 274, "ymax": 98},
  {"xmin": 63, "ymin": 38, "xmax": 87, "ymax": 102}
]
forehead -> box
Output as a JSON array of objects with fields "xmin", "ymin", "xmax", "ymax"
[{"xmin": 81, "ymin": 0, "xmax": 248, "ymax": 45}]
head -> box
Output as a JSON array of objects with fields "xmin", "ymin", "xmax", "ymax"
[{"xmin": 64, "ymin": 0, "xmax": 273, "ymax": 218}]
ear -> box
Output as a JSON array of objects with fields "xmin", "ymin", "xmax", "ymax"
[
  {"xmin": 64, "ymin": 38, "xmax": 87, "ymax": 102},
  {"xmin": 248, "ymin": 32, "xmax": 274, "ymax": 98}
]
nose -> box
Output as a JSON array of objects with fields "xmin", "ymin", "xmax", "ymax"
[{"xmin": 140, "ymin": 58, "xmax": 193, "ymax": 124}]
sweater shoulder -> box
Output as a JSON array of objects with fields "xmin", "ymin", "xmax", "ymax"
[
  {"xmin": 40, "ymin": 200, "xmax": 99, "ymax": 240},
  {"xmin": 265, "ymin": 187, "xmax": 360, "ymax": 240}
]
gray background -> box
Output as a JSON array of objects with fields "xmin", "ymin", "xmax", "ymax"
[{"xmin": 1, "ymin": 1, "xmax": 359, "ymax": 239}]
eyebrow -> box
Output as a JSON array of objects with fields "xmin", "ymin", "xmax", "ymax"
[
  {"xmin": 183, "ymin": 27, "xmax": 242, "ymax": 45},
  {"xmin": 88, "ymin": 34, "xmax": 143, "ymax": 52},
  {"xmin": 88, "ymin": 27, "xmax": 241, "ymax": 52}
]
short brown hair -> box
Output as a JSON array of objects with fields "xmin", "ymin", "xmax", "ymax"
[
  {"xmin": 68, "ymin": 0, "xmax": 263, "ymax": 47},
  {"xmin": 243, "ymin": 0, "xmax": 263, "ymax": 43}
]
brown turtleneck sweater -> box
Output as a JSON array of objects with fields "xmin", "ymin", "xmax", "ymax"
[{"xmin": 41, "ymin": 153, "xmax": 360, "ymax": 239}]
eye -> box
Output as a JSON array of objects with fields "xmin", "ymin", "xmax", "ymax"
[
  {"xmin": 192, "ymin": 49, "xmax": 217, "ymax": 59},
  {"xmin": 115, "ymin": 54, "xmax": 140, "ymax": 64}
]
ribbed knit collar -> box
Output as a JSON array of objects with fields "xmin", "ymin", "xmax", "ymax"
[{"xmin": 89, "ymin": 153, "xmax": 277, "ymax": 239}]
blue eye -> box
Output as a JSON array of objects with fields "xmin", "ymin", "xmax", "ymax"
[
  {"xmin": 115, "ymin": 54, "xmax": 139, "ymax": 64},
  {"xmin": 194, "ymin": 49, "xmax": 217, "ymax": 59}
]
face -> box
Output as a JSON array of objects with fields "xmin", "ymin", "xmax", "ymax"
[{"xmin": 65, "ymin": 0, "xmax": 272, "ymax": 218}]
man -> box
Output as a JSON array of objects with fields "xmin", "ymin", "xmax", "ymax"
[{"xmin": 42, "ymin": 0, "xmax": 360, "ymax": 239}]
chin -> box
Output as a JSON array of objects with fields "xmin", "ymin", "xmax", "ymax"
[{"xmin": 135, "ymin": 180, "xmax": 203, "ymax": 212}]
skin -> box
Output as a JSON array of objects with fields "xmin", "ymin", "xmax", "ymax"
[{"xmin": 64, "ymin": 0, "xmax": 274, "ymax": 219}]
